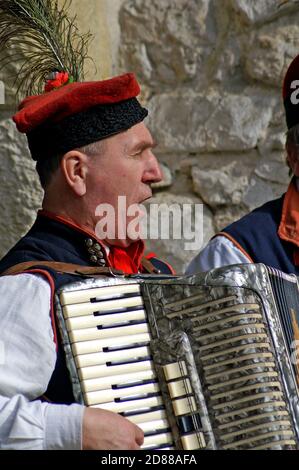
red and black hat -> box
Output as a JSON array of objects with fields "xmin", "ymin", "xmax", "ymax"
[
  {"xmin": 13, "ymin": 72, "xmax": 148, "ymax": 161},
  {"xmin": 283, "ymin": 55, "xmax": 299, "ymax": 129}
]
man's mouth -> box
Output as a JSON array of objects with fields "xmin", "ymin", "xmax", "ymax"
[{"xmin": 141, "ymin": 192, "xmax": 153, "ymax": 204}]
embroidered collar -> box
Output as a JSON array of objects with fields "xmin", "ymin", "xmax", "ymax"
[{"xmin": 38, "ymin": 209, "xmax": 145, "ymax": 273}]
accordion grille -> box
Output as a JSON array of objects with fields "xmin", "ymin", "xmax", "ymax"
[{"xmin": 158, "ymin": 287, "xmax": 297, "ymax": 450}]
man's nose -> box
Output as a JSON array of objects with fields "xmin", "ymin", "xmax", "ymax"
[{"xmin": 143, "ymin": 153, "xmax": 163, "ymax": 184}]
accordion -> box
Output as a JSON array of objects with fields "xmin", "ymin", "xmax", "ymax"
[{"xmin": 55, "ymin": 263, "xmax": 299, "ymax": 450}]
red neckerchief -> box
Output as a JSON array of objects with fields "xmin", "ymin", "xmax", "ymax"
[{"xmin": 108, "ymin": 240, "xmax": 145, "ymax": 274}]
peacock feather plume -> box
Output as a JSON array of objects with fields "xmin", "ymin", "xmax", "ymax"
[{"xmin": 0, "ymin": 0, "xmax": 93, "ymax": 96}]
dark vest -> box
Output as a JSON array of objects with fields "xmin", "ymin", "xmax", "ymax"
[
  {"xmin": 0, "ymin": 213, "xmax": 174, "ymax": 404},
  {"xmin": 221, "ymin": 194, "xmax": 299, "ymax": 275}
]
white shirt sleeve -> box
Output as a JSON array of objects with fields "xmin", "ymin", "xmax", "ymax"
[
  {"xmin": 0, "ymin": 273, "xmax": 84, "ymax": 450},
  {"xmin": 185, "ymin": 235, "xmax": 252, "ymax": 274}
]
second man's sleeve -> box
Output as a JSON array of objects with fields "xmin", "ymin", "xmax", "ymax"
[{"xmin": 186, "ymin": 235, "xmax": 252, "ymax": 274}]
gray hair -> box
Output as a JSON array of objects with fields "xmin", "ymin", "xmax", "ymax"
[{"xmin": 36, "ymin": 139, "xmax": 105, "ymax": 189}]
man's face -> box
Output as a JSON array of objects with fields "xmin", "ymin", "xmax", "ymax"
[{"xmin": 85, "ymin": 122, "xmax": 162, "ymax": 246}]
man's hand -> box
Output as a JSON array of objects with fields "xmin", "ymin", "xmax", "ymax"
[{"xmin": 82, "ymin": 407, "xmax": 144, "ymax": 450}]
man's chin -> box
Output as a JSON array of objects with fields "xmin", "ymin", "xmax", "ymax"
[{"xmin": 105, "ymin": 237, "xmax": 142, "ymax": 249}]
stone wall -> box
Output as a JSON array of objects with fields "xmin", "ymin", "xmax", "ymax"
[{"xmin": 0, "ymin": 0, "xmax": 299, "ymax": 272}]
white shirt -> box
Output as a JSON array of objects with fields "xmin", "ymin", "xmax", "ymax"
[
  {"xmin": 0, "ymin": 273, "xmax": 84, "ymax": 449},
  {"xmin": 186, "ymin": 235, "xmax": 251, "ymax": 274}
]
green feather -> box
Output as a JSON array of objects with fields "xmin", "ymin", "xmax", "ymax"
[{"xmin": 0, "ymin": 0, "xmax": 93, "ymax": 96}]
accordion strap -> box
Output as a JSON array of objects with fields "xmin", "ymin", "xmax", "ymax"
[
  {"xmin": 1, "ymin": 261, "xmax": 124, "ymax": 277},
  {"xmin": 1, "ymin": 257, "xmax": 158, "ymax": 277}
]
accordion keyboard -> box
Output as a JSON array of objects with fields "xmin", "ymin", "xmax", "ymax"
[{"xmin": 60, "ymin": 283, "xmax": 174, "ymax": 450}]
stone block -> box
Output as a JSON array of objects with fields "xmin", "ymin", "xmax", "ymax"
[
  {"xmin": 243, "ymin": 174, "xmax": 288, "ymax": 210},
  {"xmin": 243, "ymin": 23, "xmax": 299, "ymax": 87},
  {"xmin": 191, "ymin": 151, "xmax": 258, "ymax": 208},
  {"xmin": 148, "ymin": 91, "xmax": 274, "ymax": 153},
  {"xmin": 0, "ymin": 119, "xmax": 43, "ymax": 258},
  {"xmin": 119, "ymin": 0, "xmax": 214, "ymax": 87},
  {"xmin": 231, "ymin": 0, "xmax": 285, "ymax": 25}
]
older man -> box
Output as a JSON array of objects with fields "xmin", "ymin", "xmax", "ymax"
[
  {"xmin": 0, "ymin": 73, "xmax": 173, "ymax": 450},
  {"xmin": 187, "ymin": 54, "xmax": 299, "ymax": 277}
]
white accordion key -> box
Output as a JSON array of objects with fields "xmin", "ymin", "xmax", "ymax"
[
  {"xmin": 81, "ymin": 381, "xmax": 160, "ymax": 400},
  {"xmin": 72, "ymin": 330, "xmax": 150, "ymax": 354},
  {"xmin": 92, "ymin": 395, "xmax": 163, "ymax": 413},
  {"xmin": 60, "ymin": 283, "xmax": 141, "ymax": 306},
  {"xmin": 72, "ymin": 333, "xmax": 150, "ymax": 367},
  {"xmin": 72, "ymin": 323, "xmax": 150, "ymax": 356},
  {"xmin": 68, "ymin": 325, "xmax": 116, "ymax": 343},
  {"xmin": 167, "ymin": 379, "xmax": 192, "ymax": 399},
  {"xmin": 75, "ymin": 348, "xmax": 148, "ymax": 370},
  {"xmin": 172, "ymin": 396, "xmax": 197, "ymax": 416},
  {"xmin": 138, "ymin": 418, "xmax": 170, "ymax": 433},
  {"xmin": 142, "ymin": 432, "xmax": 173, "ymax": 449},
  {"xmin": 74, "ymin": 345, "xmax": 150, "ymax": 368},
  {"xmin": 63, "ymin": 295, "xmax": 144, "ymax": 318},
  {"xmin": 66, "ymin": 309, "xmax": 146, "ymax": 328},
  {"xmin": 79, "ymin": 359, "xmax": 154, "ymax": 380},
  {"xmin": 181, "ymin": 432, "xmax": 205, "ymax": 450},
  {"xmin": 83, "ymin": 370, "xmax": 157, "ymax": 401},
  {"xmin": 128, "ymin": 409, "xmax": 167, "ymax": 424},
  {"xmin": 163, "ymin": 361, "xmax": 188, "ymax": 381},
  {"xmin": 65, "ymin": 309, "xmax": 146, "ymax": 330}
]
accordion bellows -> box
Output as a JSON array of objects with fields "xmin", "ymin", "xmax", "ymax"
[{"xmin": 55, "ymin": 264, "xmax": 299, "ymax": 450}]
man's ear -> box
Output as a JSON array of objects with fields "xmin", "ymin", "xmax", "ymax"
[{"xmin": 60, "ymin": 150, "xmax": 89, "ymax": 196}]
